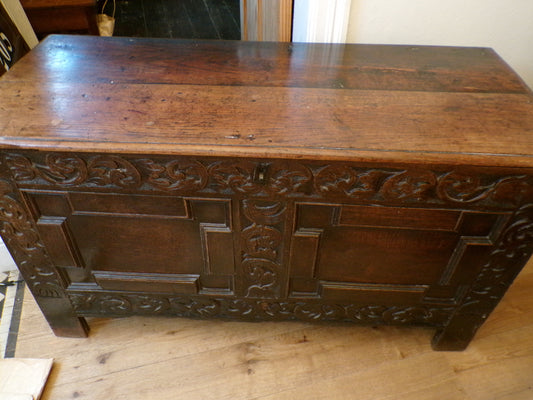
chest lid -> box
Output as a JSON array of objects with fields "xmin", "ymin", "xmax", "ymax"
[{"xmin": 1, "ymin": 35, "xmax": 533, "ymax": 167}]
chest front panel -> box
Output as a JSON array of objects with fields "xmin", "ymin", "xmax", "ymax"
[{"xmin": 4, "ymin": 150, "xmax": 531, "ymax": 330}]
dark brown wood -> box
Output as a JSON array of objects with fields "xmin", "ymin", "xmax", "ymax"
[
  {"xmin": 4, "ymin": 35, "xmax": 526, "ymax": 92},
  {"xmin": 21, "ymin": 0, "xmax": 97, "ymax": 35},
  {"xmin": 1, "ymin": 36, "xmax": 533, "ymax": 167},
  {"xmin": 1, "ymin": 35, "xmax": 533, "ymax": 351}
]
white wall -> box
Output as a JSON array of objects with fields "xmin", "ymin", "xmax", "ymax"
[{"xmin": 346, "ymin": 0, "xmax": 533, "ymax": 89}]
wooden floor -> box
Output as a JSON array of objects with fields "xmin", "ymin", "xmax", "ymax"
[
  {"xmin": 15, "ymin": 259, "xmax": 533, "ymax": 400},
  {"xmin": 107, "ymin": 0, "xmax": 240, "ymax": 39}
]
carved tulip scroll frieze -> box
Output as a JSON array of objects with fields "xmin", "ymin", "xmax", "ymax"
[
  {"xmin": 4, "ymin": 152, "xmax": 533, "ymax": 208},
  {"xmin": 313, "ymin": 165, "xmax": 533, "ymax": 206},
  {"xmin": 3, "ymin": 153, "xmax": 141, "ymax": 188}
]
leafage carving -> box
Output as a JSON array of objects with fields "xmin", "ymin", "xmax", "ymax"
[
  {"xmin": 207, "ymin": 161, "xmax": 313, "ymax": 197},
  {"xmin": 171, "ymin": 297, "xmax": 221, "ymax": 317},
  {"xmin": 0, "ymin": 179, "xmax": 65, "ymax": 298},
  {"xmin": 242, "ymin": 201, "xmax": 286, "ymax": 225},
  {"xmin": 68, "ymin": 291, "xmax": 454, "ymax": 326},
  {"xmin": 137, "ymin": 158, "xmax": 208, "ymax": 192},
  {"xmin": 242, "ymin": 259, "xmax": 279, "ymax": 297},
  {"xmin": 268, "ymin": 162, "xmax": 313, "ymax": 195},
  {"xmin": 38, "ymin": 154, "xmax": 88, "ymax": 185},
  {"xmin": 345, "ymin": 305, "xmax": 451, "ymax": 324},
  {"xmin": 241, "ymin": 200, "xmax": 285, "ymax": 298},
  {"xmin": 429, "ymin": 203, "xmax": 533, "ymax": 348},
  {"xmin": 208, "ymin": 160, "xmax": 262, "ymax": 194},
  {"xmin": 87, "ymin": 156, "xmax": 141, "ymax": 188},
  {"xmin": 241, "ymin": 225, "xmax": 282, "ymax": 259},
  {"xmin": 3, "ymin": 154, "xmax": 36, "ymax": 181},
  {"xmin": 314, "ymin": 165, "xmax": 382, "ymax": 198},
  {"xmin": 136, "ymin": 295, "xmax": 169, "ymax": 313},
  {"xmin": 3, "ymin": 153, "xmax": 141, "ymax": 188},
  {"xmin": 4, "ymin": 152, "xmax": 533, "ymax": 208},
  {"xmin": 313, "ymin": 164, "xmax": 533, "ymax": 206},
  {"xmin": 381, "ymin": 169, "xmax": 437, "ymax": 201},
  {"xmin": 437, "ymin": 171, "xmax": 494, "ymax": 203},
  {"xmin": 456, "ymin": 204, "xmax": 533, "ymax": 317}
]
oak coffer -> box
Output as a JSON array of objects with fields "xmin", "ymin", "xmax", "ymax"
[{"xmin": 1, "ymin": 35, "xmax": 533, "ymax": 351}]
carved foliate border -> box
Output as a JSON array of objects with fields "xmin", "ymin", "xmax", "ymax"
[
  {"xmin": 4, "ymin": 152, "xmax": 533, "ymax": 208},
  {"xmin": 0, "ymin": 177, "xmax": 66, "ymax": 298},
  {"xmin": 448, "ymin": 203, "xmax": 533, "ymax": 326},
  {"xmin": 4, "ymin": 151, "xmax": 533, "ymax": 310},
  {"xmin": 67, "ymin": 291, "xmax": 455, "ymax": 326}
]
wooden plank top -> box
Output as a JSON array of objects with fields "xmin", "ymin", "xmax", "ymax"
[{"xmin": 1, "ymin": 34, "xmax": 533, "ymax": 166}]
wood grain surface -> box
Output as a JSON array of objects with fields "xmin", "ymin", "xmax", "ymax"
[{"xmin": 2, "ymin": 35, "xmax": 533, "ymax": 166}]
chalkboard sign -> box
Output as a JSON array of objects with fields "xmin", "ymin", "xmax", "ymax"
[{"xmin": 0, "ymin": 3, "xmax": 29, "ymax": 75}]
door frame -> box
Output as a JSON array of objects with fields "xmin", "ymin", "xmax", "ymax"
[
  {"xmin": 240, "ymin": 0, "xmax": 293, "ymax": 42},
  {"xmin": 240, "ymin": 0, "xmax": 352, "ymax": 43}
]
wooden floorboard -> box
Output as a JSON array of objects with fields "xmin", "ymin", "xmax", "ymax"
[
  {"xmin": 204, "ymin": 0, "xmax": 241, "ymax": 40},
  {"xmin": 14, "ymin": 259, "xmax": 533, "ymax": 400},
  {"xmin": 142, "ymin": 0, "xmax": 175, "ymax": 39},
  {"xmin": 110, "ymin": 0, "xmax": 240, "ymax": 39},
  {"xmin": 112, "ymin": 0, "xmax": 146, "ymax": 37}
]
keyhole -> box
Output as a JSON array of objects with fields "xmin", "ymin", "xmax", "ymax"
[{"xmin": 254, "ymin": 164, "xmax": 269, "ymax": 184}]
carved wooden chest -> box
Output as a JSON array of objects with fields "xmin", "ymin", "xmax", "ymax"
[{"xmin": 2, "ymin": 35, "xmax": 533, "ymax": 350}]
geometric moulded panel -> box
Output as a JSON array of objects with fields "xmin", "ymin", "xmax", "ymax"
[
  {"xmin": 289, "ymin": 202, "xmax": 509, "ymax": 305},
  {"xmin": 24, "ymin": 191, "xmax": 236, "ymax": 295}
]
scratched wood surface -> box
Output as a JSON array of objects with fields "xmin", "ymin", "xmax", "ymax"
[
  {"xmin": 2, "ymin": 35, "xmax": 533, "ymax": 167},
  {"xmin": 14, "ymin": 257, "xmax": 533, "ymax": 400}
]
